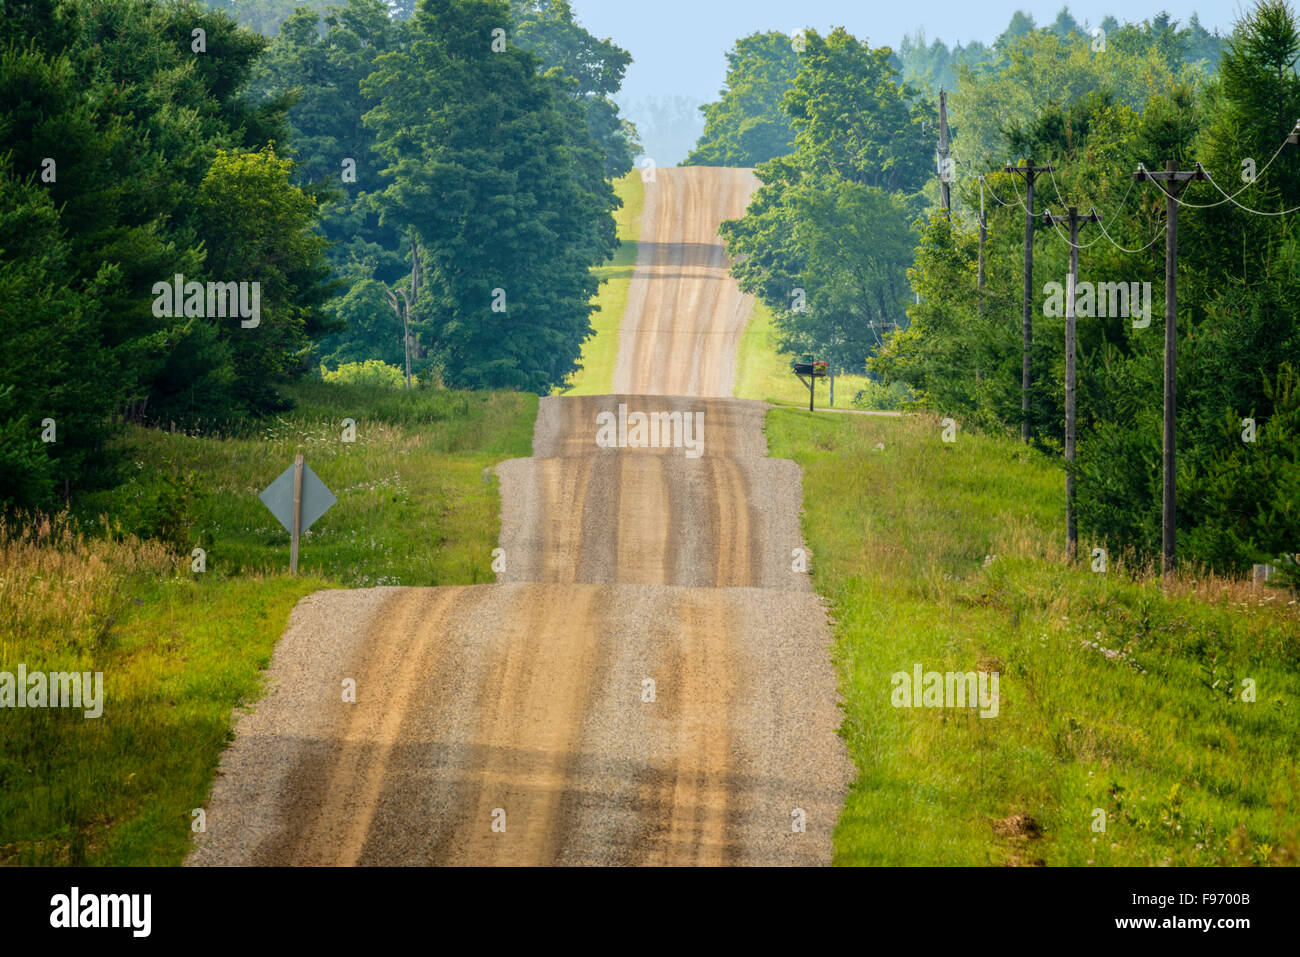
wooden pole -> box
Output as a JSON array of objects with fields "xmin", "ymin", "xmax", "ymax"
[
  {"xmin": 1045, "ymin": 206, "xmax": 1101, "ymax": 563},
  {"xmin": 1162, "ymin": 167, "xmax": 1178, "ymax": 578},
  {"xmin": 1022, "ymin": 170, "xmax": 1035, "ymax": 444},
  {"xmin": 1134, "ymin": 160, "xmax": 1207, "ymax": 579},
  {"xmin": 402, "ymin": 296, "xmax": 412, "ymax": 391},
  {"xmin": 938, "ymin": 89, "xmax": 951, "ymax": 219},
  {"xmin": 1066, "ymin": 210, "xmax": 1081, "ymax": 564},
  {"xmin": 290, "ymin": 453, "xmax": 303, "ymax": 575},
  {"xmin": 977, "ymin": 178, "xmax": 987, "ymax": 316},
  {"xmin": 1004, "ymin": 160, "xmax": 1056, "ymax": 444}
]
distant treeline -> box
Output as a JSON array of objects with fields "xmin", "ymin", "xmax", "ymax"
[
  {"xmin": 894, "ymin": 8, "xmax": 1227, "ymax": 97},
  {"xmin": 687, "ymin": 8, "xmax": 1230, "ymax": 170}
]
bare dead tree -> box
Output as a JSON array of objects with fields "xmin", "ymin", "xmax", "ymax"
[{"xmin": 383, "ymin": 237, "xmax": 424, "ymax": 390}]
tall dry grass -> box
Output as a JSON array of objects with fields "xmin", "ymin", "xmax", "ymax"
[{"xmin": 0, "ymin": 513, "xmax": 174, "ymax": 655}]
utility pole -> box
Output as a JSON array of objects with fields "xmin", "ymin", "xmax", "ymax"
[
  {"xmin": 937, "ymin": 90, "xmax": 952, "ymax": 219},
  {"xmin": 977, "ymin": 176, "xmax": 988, "ymax": 315},
  {"xmin": 1043, "ymin": 206, "xmax": 1101, "ymax": 564},
  {"xmin": 1134, "ymin": 160, "xmax": 1207, "ymax": 579},
  {"xmin": 1003, "ymin": 159, "xmax": 1056, "ymax": 444}
]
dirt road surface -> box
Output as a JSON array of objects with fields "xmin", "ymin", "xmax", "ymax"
[
  {"xmin": 188, "ymin": 167, "xmax": 851, "ymax": 867},
  {"xmin": 613, "ymin": 168, "xmax": 760, "ymax": 397}
]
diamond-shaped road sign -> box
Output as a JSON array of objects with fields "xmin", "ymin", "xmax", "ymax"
[{"xmin": 259, "ymin": 461, "xmax": 336, "ymax": 534}]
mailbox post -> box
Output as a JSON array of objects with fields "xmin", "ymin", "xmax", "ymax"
[{"xmin": 792, "ymin": 358, "xmax": 828, "ymax": 411}]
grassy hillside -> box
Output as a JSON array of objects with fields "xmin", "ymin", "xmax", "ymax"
[
  {"xmin": 560, "ymin": 171, "xmax": 645, "ymax": 396},
  {"xmin": 76, "ymin": 383, "xmax": 537, "ymax": 586},
  {"xmin": 767, "ymin": 409, "xmax": 1300, "ymax": 866},
  {"xmin": 733, "ymin": 300, "xmax": 894, "ymax": 408},
  {"xmin": 0, "ymin": 384, "xmax": 536, "ymax": 865}
]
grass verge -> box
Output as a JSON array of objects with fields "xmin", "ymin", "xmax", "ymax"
[
  {"xmin": 767, "ymin": 408, "xmax": 1300, "ymax": 866},
  {"xmin": 733, "ymin": 300, "xmax": 878, "ymax": 407},
  {"xmin": 1, "ymin": 384, "xmax": 536, "ymax": 864},
  {"xmin": 561, "ymin": 171, "xmax": 645, "ymax": 396}
]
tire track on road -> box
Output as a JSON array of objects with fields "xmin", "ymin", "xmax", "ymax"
[{"xmin": 189, "ymin": 168, "xmax": 851, "ymax": 868}]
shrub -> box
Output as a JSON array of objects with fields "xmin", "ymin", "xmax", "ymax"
[
  {"xmin": 320, "ymin": 360, "xmax": 413, "ymax": 390},
  {"xmin": 852, "ymin": 378, "xmax": 912, "ymax": 412}
]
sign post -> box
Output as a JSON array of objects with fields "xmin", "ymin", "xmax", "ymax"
[{"xmin": 260, "ymin": 456, "xmax": 336, "ymax": 575}]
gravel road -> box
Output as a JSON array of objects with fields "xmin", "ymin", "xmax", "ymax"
[{"xmin": 188, "ymin": 167, "xmax": 851, "ymax": 867}]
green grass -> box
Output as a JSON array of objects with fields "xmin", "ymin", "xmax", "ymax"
[
  {"xmin": 79, "ymin": 382, "xmax": 536, "ymax": 586},
  {"xmin": 2, "ymin": 383, "xmax": 537, "ymax": 865},
  {"xmin": 733, "ymin": 300, "xmax": 879, "ymax": 407},
  {"xmin": 560, "ymin": 171, "xmax": 645, "ymax": 396},
  {"xmin": 767, "ymin": 409, "xmax": 1300, "ymax": 866},
  {"xmin": 1, "ymin": 571, "xmax": 328, "ymax": 866}
]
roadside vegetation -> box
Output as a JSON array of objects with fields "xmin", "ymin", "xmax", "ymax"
[
  {"xmin": 3, "ymin": 0, "xmax": 631, "ymax": 515},
  {"xmin": 735, "ymin": 301, "xmax": 888, "ymax": 408},
  {"xmin": 768, "ymin": 408, "xmax": 1299, "ymax": 866},
  {"xmin": 560, "ymin": 171, "xmax": 645, "ymax": 396},
  {"xmin": 707, "ymin": 4, "xmax": 1299, "ymax": 579},
  {"xmin": 0, "ymin": 384, "xmax": 535, "ymax": 865}
]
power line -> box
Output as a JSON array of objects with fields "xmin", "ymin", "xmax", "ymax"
[
  {"xmin": 988, "ymin": 166, "xmax": 1159, "ymax": 253},
  {"xmin": 1095, "ymin": 216, "xmax": 1166, "ymax": 254},
  {"xmin": 1024, "ymin": 169, "xmax": 1165, "ymax": 254},
  {"xmin": 981, "ymin": 173, "xmax": 1023, "ymax": 210},
  {"xmin": 1141, "ymin": 126, "xmax": 1300, "ymax": 210},
  {"xmin": 1044, "ymin": 211, "xmax": 1106, "ymax": 250},
  {"xmin": 1203, "ymin": 170, "xmax": 1300, "ymax": 216},
  {"xmin": 997, "ymin": 121, "xmax": 1300, "ymax": 252}
]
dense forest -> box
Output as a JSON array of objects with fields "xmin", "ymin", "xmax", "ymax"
[
  {"xmin": 1, "ymin": 0, "xmax": 633, "ymax": 509},
  {"xmin": 703, "ymin": 4, "xmax": 1298, "ymax": 576}
]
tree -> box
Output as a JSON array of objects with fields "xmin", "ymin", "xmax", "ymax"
[
  {"xmin": 996, "ymin": 11, "xmax": 1037, "ymax": 51},
  {"xmin": 1050, "ymin": 7, "xmax": 1082, "ymax": 39},
  {"xmin": 720, "ymin": 27, "xmax": 928, "ymax": 374},
  {"xmin": 509, "ymin": 0, "xmax": 638, "ymax": 178},
  {"xmin": 199, "ymin": 0, "xmax": 332, "ymax": 36},
  {"xmin": 1, "ymin": 0, "xmax": 336, "ymax": 508},
  {"xmin": 685, "ymin": 31, "xmax": 799, "ymax": 168},
  {"xmin": 362, "ymin": 0, "xmax": 618, "ymax": 391},
  {"xmin": 0, "ymin": 173, "xmax": 110, "ymax": 507},
  {"xmin": 781, "ymin": 176, "xmax": 916, "ymax": 371},
  {"xmin": 881, "ymin": 0, "xmax": 1300, "ymax": 576},
  {"xmin": 783, "ymin": 28, "xmax": 933, "ymax": 194},
  {"xmin": 247, "ymin": 0, "xmax": 410, "ymax": 369},
  {"xmin": 193, "ymin": 147, "xmax": 336, "ymax": 411}
]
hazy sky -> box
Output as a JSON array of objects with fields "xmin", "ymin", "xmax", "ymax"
[{"xmin": 570, "ymin": 1, "xmax": 1249, "ymax": 103}]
